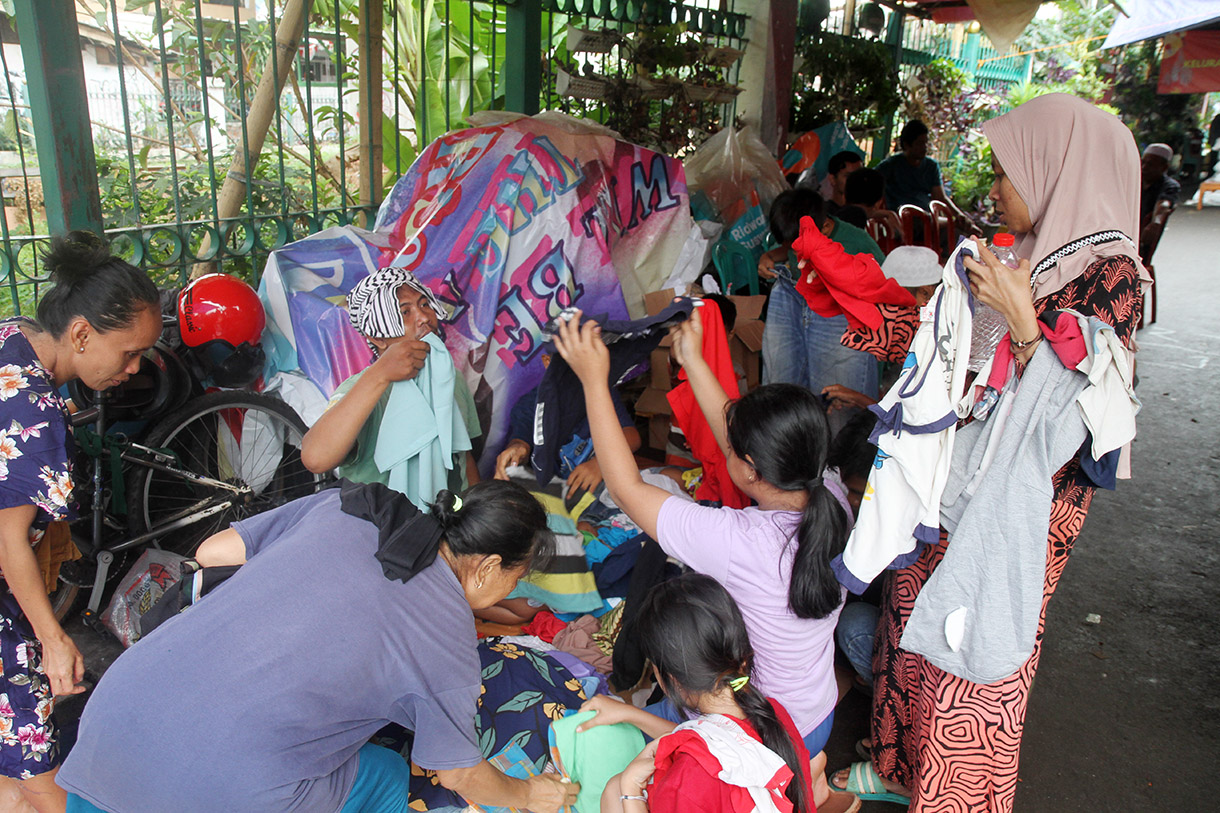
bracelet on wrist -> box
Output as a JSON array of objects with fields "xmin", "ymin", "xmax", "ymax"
[
  {"xmin": 620, "ymin": 794, "xmax": 648, "ymax": 804},
  {"xmin": 1010, "ymin": 332, "xmax": 1043, "ymax": 352}
]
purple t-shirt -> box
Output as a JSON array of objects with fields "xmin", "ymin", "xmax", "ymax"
[
  {"xmin": 58, "ymin": 489, "xmax": 482, "ymax": 813},
  {"xmin": 656, "ymin": 497, "xmax": 845, "ymax": 737}
]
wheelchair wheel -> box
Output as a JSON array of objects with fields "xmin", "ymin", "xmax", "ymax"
[{"xmin": 126, "ymin": 390, "xmax": 329, "ymax": 557}]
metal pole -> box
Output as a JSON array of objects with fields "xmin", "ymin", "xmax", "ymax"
[
  {"xmin": 505, "ymin": 0, "xmax": 542, "ymax": 114},
  {"xmin": 192, "ymin": 0, "xmax": 312, "ymax": 278},
  {"xmin": 12, "ymin": 0, "xmax": 103, "ymax": 236},
  {"xmin": 358, "ymin": 0, "xmax": 384, "ymax": 220}
]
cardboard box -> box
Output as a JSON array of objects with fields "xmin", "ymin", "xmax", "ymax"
[
  {"xmin": 633, "ymin": 386, "xmax": 674, "ymax": 454},
  {"xmin": 728, "ymin": 294, "xmax": 766, "ymax": 391}
]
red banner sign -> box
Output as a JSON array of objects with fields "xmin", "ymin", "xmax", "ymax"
[{"xmin": 1158, "ymin": 30, "xmax": 1220, "ymax": 94}]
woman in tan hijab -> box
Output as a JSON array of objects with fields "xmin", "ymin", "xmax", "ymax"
[{"xmin": 834, "ymin": 94, "xmax": 1149, "ymax": 811}]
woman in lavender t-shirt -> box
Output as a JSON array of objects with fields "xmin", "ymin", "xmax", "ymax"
[{"xmin": 553, "ymin": 306, "xmax": 854, "ymax": 812}]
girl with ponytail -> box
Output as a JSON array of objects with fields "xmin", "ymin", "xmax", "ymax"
[
  {"xmin": 579, "ymin": 574, "xmax": 813, "ymax": 813},
  {"xmin": 554, "ymin": 306, "xmax": 855, "ymax": 812}
]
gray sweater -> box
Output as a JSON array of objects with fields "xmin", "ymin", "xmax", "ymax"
[{"xmin": 901, "ymin": 343, "xmax": 1088, "ymax": 683}]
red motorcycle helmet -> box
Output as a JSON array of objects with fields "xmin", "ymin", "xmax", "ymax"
[{"xmin": 177, "ymin": 274, "xmax": 267, "ymax": 387}]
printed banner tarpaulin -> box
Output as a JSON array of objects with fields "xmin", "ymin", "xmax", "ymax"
[
  {"xmin": 1158, "ymin": 30, "xmax": 1220, "ymax": 94},
  {"xmin": 258, "ymin": 113, "xmax": 693, "ymax": 472}
]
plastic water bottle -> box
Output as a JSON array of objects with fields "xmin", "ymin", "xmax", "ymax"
[{"xmin": 967, "ymin": 232, "xmax": 1018, "ymax": 372}]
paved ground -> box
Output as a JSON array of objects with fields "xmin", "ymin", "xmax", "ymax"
[
  {"xmin": 827, "ymin": 205, "xmax": 1220, "ymax": 811},
  {"xmin": 60, "ymin": 209, "xmax": 1219, "ymax": 810}
]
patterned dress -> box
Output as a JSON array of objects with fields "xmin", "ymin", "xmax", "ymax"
[
  {"xmin": 869, "ymin": 255, "xmax": 1143, "ymax": 812},
  {"xmin": 0, "ymin": 319, "xmax": 76, "ymax": 779}
]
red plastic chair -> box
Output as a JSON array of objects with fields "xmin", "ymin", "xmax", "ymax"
[
  {"xmin": 929, "ymin": 199, "xmax": 955, "ymax": 260},
  {"xmin": 866, "ymin": 215, "xmax": 899, "ymax": 254},
  {"xmin": 899, "ymin": 205, "xmax": 938, "ymax": 255}
]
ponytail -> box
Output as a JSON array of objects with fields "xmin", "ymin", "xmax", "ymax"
[
  {"xmin": 428, "ymin": 483, "xmax": 554, "ymax": 570},
  {"xmin": 789, "ymin": 479, "xmax": 848, "ymax": 619},
  {"xmin": 636, "ymin": 574, "xmax": 813, "ymax": 813},
  {"xmin": 726, "ymin": 384, "xmax": 848, "ymax": 620},
  {"xmin": 736, "ymin": 683, "xmax": 813, "ymax": 813}
]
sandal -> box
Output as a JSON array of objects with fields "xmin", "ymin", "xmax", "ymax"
[
  {"xmin": 830, "ymin": 761, "xmax": 910, "ymax": 806},
  {"xmin": 854, "ymin": 737, "xmax": 872, "ymax": 762},
  {"xmin": 818, "ymin": 789, "xmax": 862, "ymax": 813}
]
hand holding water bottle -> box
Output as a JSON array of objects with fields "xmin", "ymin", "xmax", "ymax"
[{"xmin": 963, "ymin": 233, "xmax": 1041, "ymax": 366}]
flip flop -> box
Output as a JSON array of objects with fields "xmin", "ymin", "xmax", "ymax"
[
  {"xmin": 831, "ymin": 761, "xmax": 910, "ymax": 806},
  {"xmin": 855, "ymin": 737, "xmax": 872, "ymax": 762}
]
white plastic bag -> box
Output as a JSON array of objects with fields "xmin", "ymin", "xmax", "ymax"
[
  {"xmin": 102, "ymin": 549, "xmax": 187, "ymax": 647},
  {"xmin": 683, "ymin": 127, "xmax": 789, "ymax": 259}
]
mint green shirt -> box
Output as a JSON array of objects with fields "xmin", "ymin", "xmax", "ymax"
[{"xmin": 330, "ymin": 368, "xmax": 481, "ymax": 490}]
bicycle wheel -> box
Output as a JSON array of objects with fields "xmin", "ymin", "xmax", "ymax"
[{"xmin": 126, "ymin": 390, "xmax": 329, "ymax": 557}]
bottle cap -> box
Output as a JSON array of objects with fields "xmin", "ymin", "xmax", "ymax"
[{"xmin": 992, "ymin": 232, "xmax": 1015, "ymax": 247}]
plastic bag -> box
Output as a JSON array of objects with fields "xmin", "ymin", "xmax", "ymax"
[
  {"xmin": 102, "ymin": 549, "xmax": 188, "ymax": 647},
  {"xmin": 684, "ymin": 127, "xmax": 789, "ymax": 260}
]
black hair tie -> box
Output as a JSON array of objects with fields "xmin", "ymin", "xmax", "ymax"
[{"xmin": 807, "ymin": 476, "xmax": 824, "ymax": 491}]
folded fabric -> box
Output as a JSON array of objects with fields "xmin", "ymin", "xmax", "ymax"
[
  {"xmin": 509, "ymin": 493, "xmax": 603, "ymax": 613},
  {"xmin": 667, "ymin": 300, "xmax": 749, "ymax": 508},
  {"xmin": 552, "ymin": 615, "xmax": 613, "ymax": 674},
  {"xmin": 373, "ymin": 331, "xmax": 472, "ymax": 510},
  {"xmin": 521, "ymin": 611, "xmax": 567, "ymax": 643},
  {"xmin": 791, "ymin": 216, "xmax": 916, "ymax": 331},
  {"xmin": 549, "ymin": 710, "xmax": 646, "ymax": 813}
]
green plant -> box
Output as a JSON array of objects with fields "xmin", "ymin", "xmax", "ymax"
[
  {"xmin": 790, "ymin": 32, "xmax": 901, "ymax": 133},
  {"xmin": 1110, "ymin": 39, "xmax": 1206, "ymax": 149}
]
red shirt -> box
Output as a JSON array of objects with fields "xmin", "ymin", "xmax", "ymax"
[{"xmin": 648, "ymin": 699, "xmax": 815, "ymax": 813}]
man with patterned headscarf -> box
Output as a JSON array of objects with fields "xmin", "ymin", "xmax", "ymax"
[{"xmin": 301, "ymin": 266, "xmax": 482, "ymax": 495}]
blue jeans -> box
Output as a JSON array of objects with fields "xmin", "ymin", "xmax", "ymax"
[
  {"xmin": 836, "ymin": 601, "xmax": 881, "ymax": 688},
  {"xmin": 762, "ymin": 278, "xmax": 880, "ymax": 400}
]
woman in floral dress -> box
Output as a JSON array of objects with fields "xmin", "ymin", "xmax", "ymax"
[{"xmin": 0, "ymin": 232, "xmax": 159, "ymax": 811}]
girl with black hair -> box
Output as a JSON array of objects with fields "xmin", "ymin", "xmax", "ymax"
[
  {"xmin": 580, "ymin": 574, "xmax": 813, "ymax": 812},
  {"xmin": 554, "ymin": 306, "xmax": 857, "ymax": 812},
  {"xmin": 58, "ymin": 480, "xmax": 579, "ymax": 813},
  {"xmin": 0, "ymin": 232, "xmax": 160, "ymax": 812}
]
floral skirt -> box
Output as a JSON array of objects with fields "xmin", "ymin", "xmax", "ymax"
[{"xmin": 0, "ymin": 591, "xmax": 59, "ymax": 779}]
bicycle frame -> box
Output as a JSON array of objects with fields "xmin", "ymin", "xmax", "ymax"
[{"xmin": 73, "ymin": 393, "xmax": 256, "ymax": 620}]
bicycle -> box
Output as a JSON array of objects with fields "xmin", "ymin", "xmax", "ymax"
[{"xmin": 52, "ymin": 316, "xmax": 330, "ymax": 629}]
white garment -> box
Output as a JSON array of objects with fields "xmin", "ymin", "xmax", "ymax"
[
  {"xmin": 671, "ymin": 714, "xmax": 791, "ymax": 813},
  {"xmin": 835, "ymin": 240, "xmax": 979, "ymax": 592},
  {"xmin": 1074, "ymin": 313, "xmax": 1140, "ymax": 463}
]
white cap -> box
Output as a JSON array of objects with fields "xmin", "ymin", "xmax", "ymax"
[
  {"xmin": 1142, "ymin": 143, "xmax": 1173, "ymax": 162},
  {"xmin": 881, "ymin": 246, "xmax": 942, "ymax": 287}
]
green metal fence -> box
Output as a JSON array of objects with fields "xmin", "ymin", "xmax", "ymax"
[{"xmin": 1, "ymin": 0, "xmax": 748, "ymax": 315}]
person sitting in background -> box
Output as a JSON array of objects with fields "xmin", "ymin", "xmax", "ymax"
[
  {"xmin": 819, "ymin": 150, "xmax": 865, "ymax": 211},
  {"xmin": 493, "ymin": 369, "xmax": 641, "ymax": 498},
  {"xmin": 845, "ymin": 167, "xmax": 904, "ymax": 245},
  {"xmin": 759, "ymin": 188, "xmax": 886, "ymax": 414},
  {"xmin": 877, "ymin": 120, "xmax": 979, "ymax": 236},
  {"xmin": 822, "ymin": 245, "xmax": 942, "ymax": 415},
  {"xmin": 301, "ymin": 267, "xmax": 482, "ymax": 493},
  {"xmin": 1138, "ymin": 142, "xmax": 1180, "ymax": 264}
]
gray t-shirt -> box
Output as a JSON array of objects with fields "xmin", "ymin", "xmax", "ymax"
[{"xmin": 57, "ymin": 488, "xmax": 483, "ymax": 813}]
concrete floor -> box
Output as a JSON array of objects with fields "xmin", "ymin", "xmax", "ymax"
[
  {"xmin": 60, "ymin": 209, "xmax": 1220, "ymax": 810},
  {"xmin": 827, "ymin": 206, "xmax": 1220, "ymax": 811}
]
